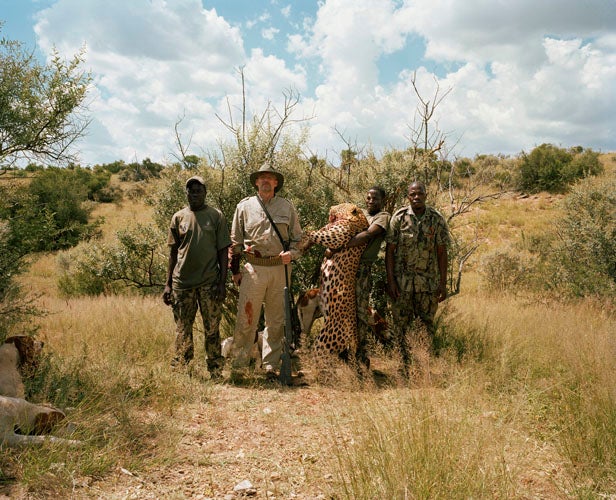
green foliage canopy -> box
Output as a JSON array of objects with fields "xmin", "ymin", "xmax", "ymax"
[
  {"xmin": 0, "ymin": 30, "xmax": 91, "ymax": 167},
  {"xmin": 549, "ymin": 176, "xmax": 616, "ymax": 297}
]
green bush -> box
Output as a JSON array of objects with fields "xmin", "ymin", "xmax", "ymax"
[
  {"xmin": 516, "ymin": 144, "xmax": 603, "ymax": 194},
  {"xmin": 551, "ymin": 177, "xmax": 615, "ymax": 297},
  {"xmin": 561, "ymin": 148, "xmax": 603, "ymax": 183},
  {"xmin": 118, "ymin": 158, "xmax": 165, "ymax": 182},
  {"xmin": 57, "ymin": 224, "xmax": 167, "ymax": 297},
  {"xmin": 57, "ymin": 244, "xmax": 115, "ymax": 297},
  {"xmin": 523, "ymin": 176, "xmax": 616, "ymax": 298},
  {"xmin": 21, "ymin": 167, "xmax": 104, "ymax": 250}
]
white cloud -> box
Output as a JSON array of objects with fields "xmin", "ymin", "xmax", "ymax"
[
  {"xmin": 31, "ymin": 0, "xmax": 306, "ymax": 164},
  {"xmin": 262, "ymin": 27, "xmax": 279, "ymax": 41},
  {"xmin": 25, "ymin": 0, "xmax": 616, "ymax": 165},
  {"xmin": 292, "ymin": 0, "xmax": 616, "ymax": 159}
]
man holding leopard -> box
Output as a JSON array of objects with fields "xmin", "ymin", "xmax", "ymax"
[{"xmin": 344, "ymin": 186, "xmax": 390, "ymax": 369}]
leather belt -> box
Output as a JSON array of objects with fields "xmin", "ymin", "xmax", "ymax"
[{"xmin": 244, "ymin": 253, "xmax": 283, "ymax": 266}]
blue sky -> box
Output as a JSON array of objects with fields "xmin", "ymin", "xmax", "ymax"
[{"xmin": 1, "ymin": 0, "xmax": 615, "ymax": 166}]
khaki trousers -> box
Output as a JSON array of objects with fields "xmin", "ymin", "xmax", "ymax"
[{"xmin": 231, "ymin": 263, "xmax": 288, "ymax": 370}]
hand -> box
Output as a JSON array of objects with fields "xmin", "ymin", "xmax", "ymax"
[
  {"xmin": 301, "ymin": 240, "xmax": 314, "ymax": 252},
  {"xmin": 437, "ymin": 284, "xmax": 447, "ymax": 303},
  {"xmin": 232, "ymin": 273, "xmax": 242, "ymax": 286},
  {"xmin": 162, "ymin": 285, "xmax": 173, "ymax": 305},
  {"xmin": 324, "ymin": 247, "xmax": 341, "ymax": 258},
  {"xmin": 279, "ymin": 250, "xmax": 292, "ymax": 265},
  {"xmin": 216, "ymin": 281, "xmax": 227, "ymax": 301}
]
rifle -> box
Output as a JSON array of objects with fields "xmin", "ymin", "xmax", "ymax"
[
  {"xmin": 254, "ymin": 195, "xmax": 295, "ymax": 385},
  {"xmin": 279, "ymin": 263, "xmax": 293, "ymax": 385}
]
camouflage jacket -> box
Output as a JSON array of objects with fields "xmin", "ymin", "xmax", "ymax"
[{"xmin": 386, "ymin": 205, "xmax": 450, "ymax": 292}]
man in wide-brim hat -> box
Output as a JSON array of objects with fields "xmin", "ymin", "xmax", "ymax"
[
  {"xmin": 249, "ymin": 163, "xmax": 284, "ymax": 192},
  {"xmin": 229, "ymin": 161, "xmax": 302, "ymax": 379}
]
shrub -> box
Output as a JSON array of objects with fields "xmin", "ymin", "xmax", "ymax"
[
  {"xmin": 480, "ymin": 250, "xmax": 527, "ymax": 292},
  {"xmin": 561, "ymin": 148, "xmax": 603, "ymax": 183},
  {"xmin": 523, "ymin": 176, "xmax": 616, "ymax": 298},
  {"xmin": 550, "ymin": 177, "xmax": 616, "ymax": 297},
  {"xmin": 57, "ymin": 224, "xmax": 167, "ymax": 297},
  {"xmin": 516, "ymin": 144, "xmax": 603, "ymax": 194},
  {"xmin": 57, "ymin": 244, "xmax": 115, "ymax": 297},
  {"xmin": 118, "ymin": 158, "xmax": 165, "ymax": 182},
  {"xmin": 21, "ymin": 167, "xmax": 103, "ymax": 250}
]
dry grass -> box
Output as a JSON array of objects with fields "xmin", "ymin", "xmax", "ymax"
[
  {"xmin": 90, "ymin": 195, "xmax": 154, "ymax": 242},
  {"xmin": 466, "ymin": 191, "xmax": 565, "ymax": 260},
  {"xmin": 2, "ymin": 290, "xmax": 611, "ymax": 498}
]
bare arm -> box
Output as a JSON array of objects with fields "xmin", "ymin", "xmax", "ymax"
[
  {"xmin": 162, "ymin": 245, "xmax": 178, "ymax": 305},
  {"xmin": 385, "ymin": 242, "xmax": 399, "ymax": 300},
  {"xmin": 436, "ymin": 244, "xmax": 448, "ymax": 302},
  {"xmin": 347, "ymin": 223, "xmax": 385, "ymax": 247}
]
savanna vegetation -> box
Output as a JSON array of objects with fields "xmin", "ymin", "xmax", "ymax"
[{"xmin": 1, "ymin": 30, "xmax": 615, "ymax": 499}]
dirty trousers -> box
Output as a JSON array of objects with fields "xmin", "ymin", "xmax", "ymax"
[
  {"xmin": 231, "ymin": 263, "xmax": 288, "ymax": 370},
  {"xmin": 172, "ymin": 285, "xmax": 224, "ymax": 372}
]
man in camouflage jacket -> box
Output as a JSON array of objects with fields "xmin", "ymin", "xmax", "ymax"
[{"xmin": 385, "ymin": 181, "xmax": 450, "ymax": 376}]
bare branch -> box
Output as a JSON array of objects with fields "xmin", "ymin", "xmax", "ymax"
[{"xmin": 169, "ymin": 112, "xmax": 194, "ymax": 167}]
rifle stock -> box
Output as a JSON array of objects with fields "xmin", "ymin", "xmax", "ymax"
[{"xmin": 279, "ymin": 284, "xmax": 293, "ymax": 385}]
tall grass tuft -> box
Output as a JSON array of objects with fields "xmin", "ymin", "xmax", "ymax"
[
  {"xmin": 330, "ymin": 293, "xmax": 615, "ymax": 498},
  {"xmin": 331, "ymin": 389, "xmax": 515, "ymax": 499},
  {"xmin": 447, "ymin": 293, "xmax": 616, "ymax": 496}
]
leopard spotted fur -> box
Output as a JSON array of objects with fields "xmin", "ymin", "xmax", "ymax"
[{"xmin": 298, "ymin": 203, "xmax": 368, "ymax": 361}]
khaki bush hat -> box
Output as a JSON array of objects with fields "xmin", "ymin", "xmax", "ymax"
[{"xmin": 249, "ymin": 163, "xmax": 284, "ymax": 192}]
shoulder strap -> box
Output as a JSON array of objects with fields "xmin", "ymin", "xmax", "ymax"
[{"xmin": 255, "ymin": 196, "xmax": 289, "ymax": 251}]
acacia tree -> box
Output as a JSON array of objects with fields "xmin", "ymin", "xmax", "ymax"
[
  {"xmin": 0, "ymin": 29, "xmax": 91, "ymax": 337},
  {"xmin": 0, "ymin": 30, "xmax": 91, "ymax": 167}
]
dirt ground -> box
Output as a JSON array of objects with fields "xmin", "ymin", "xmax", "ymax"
[
  {"xmin": 1, "ymin": 354, "xmax": 574, "ymax": 500},
  {"xmin": 85, "ymin": 380, "xmax": 344, "ymax": 499},
  {"xmin": 1, "ymin": 361, "xmax": 386, "ymax": 500}
]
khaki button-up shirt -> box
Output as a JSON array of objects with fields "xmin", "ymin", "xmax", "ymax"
[{"xmin": 231, "ymin": 195, "xmax": 302, "ymax": 260}]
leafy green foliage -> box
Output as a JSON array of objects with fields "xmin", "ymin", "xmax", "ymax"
[
  {"xmin": 117, "ymin": 158, "xmax": 165, "ymax": 181},
  {"xmin": 0, "ymin": 185, "xmax": 46, "ymax": 339},
  {"xmin": 0, "ymin": 33, "xmax": 90, "ymax": 166},
  {"xmin": 57, "ymin": 243, "xmax": 111, "ymax": 297},
  {"xmin": 0, "ymin": 29, "xmax": 92, "ymax": 335},
  {"xmin": 517, "ymin": 144, "xmax": 603, "ymax": 193},
  {"xmin": 548, "ymin": 177, "xmax": 615, "ymax": 297},
  {"xmin": 58, "ymin": 224, "xmax": 167, "ymax": 297},
  {"xmin": 146, "ymin": 167, "xmax": 189, "ymax": 233},
  {"xmin": 18, "ymin": 167, "xmax": 103, "ymax": 250},
  {"xmin": 515, "ymin": 177, "xmax": 616, "ymax": 298}
]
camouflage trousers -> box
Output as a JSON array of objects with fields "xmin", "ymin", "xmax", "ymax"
[
  {"xmin": 355, "ymin": 262, "xmax": 373, "ymax": 367},
  {"xmin": 390, "ymin": 288, "xmax": 438, "ymax": 372},
  {"xmin": 172, "ymin": 285, "xmax": 224, "ymax": 374}
]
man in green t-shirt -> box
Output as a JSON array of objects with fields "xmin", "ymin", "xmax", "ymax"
[{"xmin": 162, "ymin": 176, "xmax": 231, "ymax": 380}]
